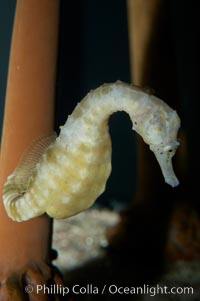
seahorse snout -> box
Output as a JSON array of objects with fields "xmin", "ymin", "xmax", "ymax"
[{"xmin": 150, "ymin": 144, "xmax": 179, "ymax": 187}]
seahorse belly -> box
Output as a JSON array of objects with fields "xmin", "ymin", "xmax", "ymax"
[{"xmin": 31, "ymin": 135, "xmax": 112, "ymax": 219}]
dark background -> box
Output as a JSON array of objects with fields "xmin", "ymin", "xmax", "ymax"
[
  {"xmin": 0, "ymin": 0, "xmax": 199, "ymax": 209},
  {"xmin": 1, "ymin": 1, "xmax": 199, "ymax": 294}
]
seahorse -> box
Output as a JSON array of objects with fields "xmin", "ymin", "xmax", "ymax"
[{"xmin": 3, "ymin": 81, "xmax": 180, "ymax": 221}]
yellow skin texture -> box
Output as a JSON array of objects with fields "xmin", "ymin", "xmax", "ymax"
[{"xmin": 3, "ymin": 81, "xmax": 180, "ymax": 221}]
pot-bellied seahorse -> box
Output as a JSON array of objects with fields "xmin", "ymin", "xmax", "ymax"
[{"xmin": 3, "ymin": 81, "xmax": 180, "ymax": 221}]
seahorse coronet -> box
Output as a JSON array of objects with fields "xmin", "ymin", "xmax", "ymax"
[{"xmin": 3, "ymin": 81, "xmax": 180, "ymax": 221}]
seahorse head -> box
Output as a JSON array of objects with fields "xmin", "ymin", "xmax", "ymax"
[{"xmin": 138, "ymin": 97, "xmax": 180, "ymax": 187}]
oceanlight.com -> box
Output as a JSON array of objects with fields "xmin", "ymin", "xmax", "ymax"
[{"xmin": 25, "ymin": 283, "xmax": 194, "ymax": 297}]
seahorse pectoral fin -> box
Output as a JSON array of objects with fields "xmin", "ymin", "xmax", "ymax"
[
  {"xmin": 11, "ymin": 132, "xmax": 57, "ymax": 192},
  {"xmin": 150, "ymin": 145, "xmax": 179, "ymax": 187}
]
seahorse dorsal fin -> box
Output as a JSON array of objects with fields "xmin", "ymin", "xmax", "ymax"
[{"xmin": 11, "ymin": 132, "xmax": 57, "ymax": 193}]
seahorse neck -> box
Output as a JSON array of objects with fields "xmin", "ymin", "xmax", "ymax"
[
  {"xmin": 58, "ymin": 81, "xmax": 176, "ymax": 154},
  {"xmin": 82, "ymin": 82, "xmax": 150, "ymax": 124},
  {"xmin": 58, "ymin": 82, "xmax": 155, "ymax": 150}
]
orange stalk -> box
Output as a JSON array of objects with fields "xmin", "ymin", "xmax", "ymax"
[{"xmin": 0, "ymin": 0, "xmax": 61, "ymax": 297}]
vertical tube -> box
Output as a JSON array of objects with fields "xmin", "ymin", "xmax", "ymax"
[
  {"xmin": 127, "ymin": 0, "xmax": 163, "ymax": 201},
  {"xmin": 0, "ymin": 0, "xmax": 59, "ymax": 281}
]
